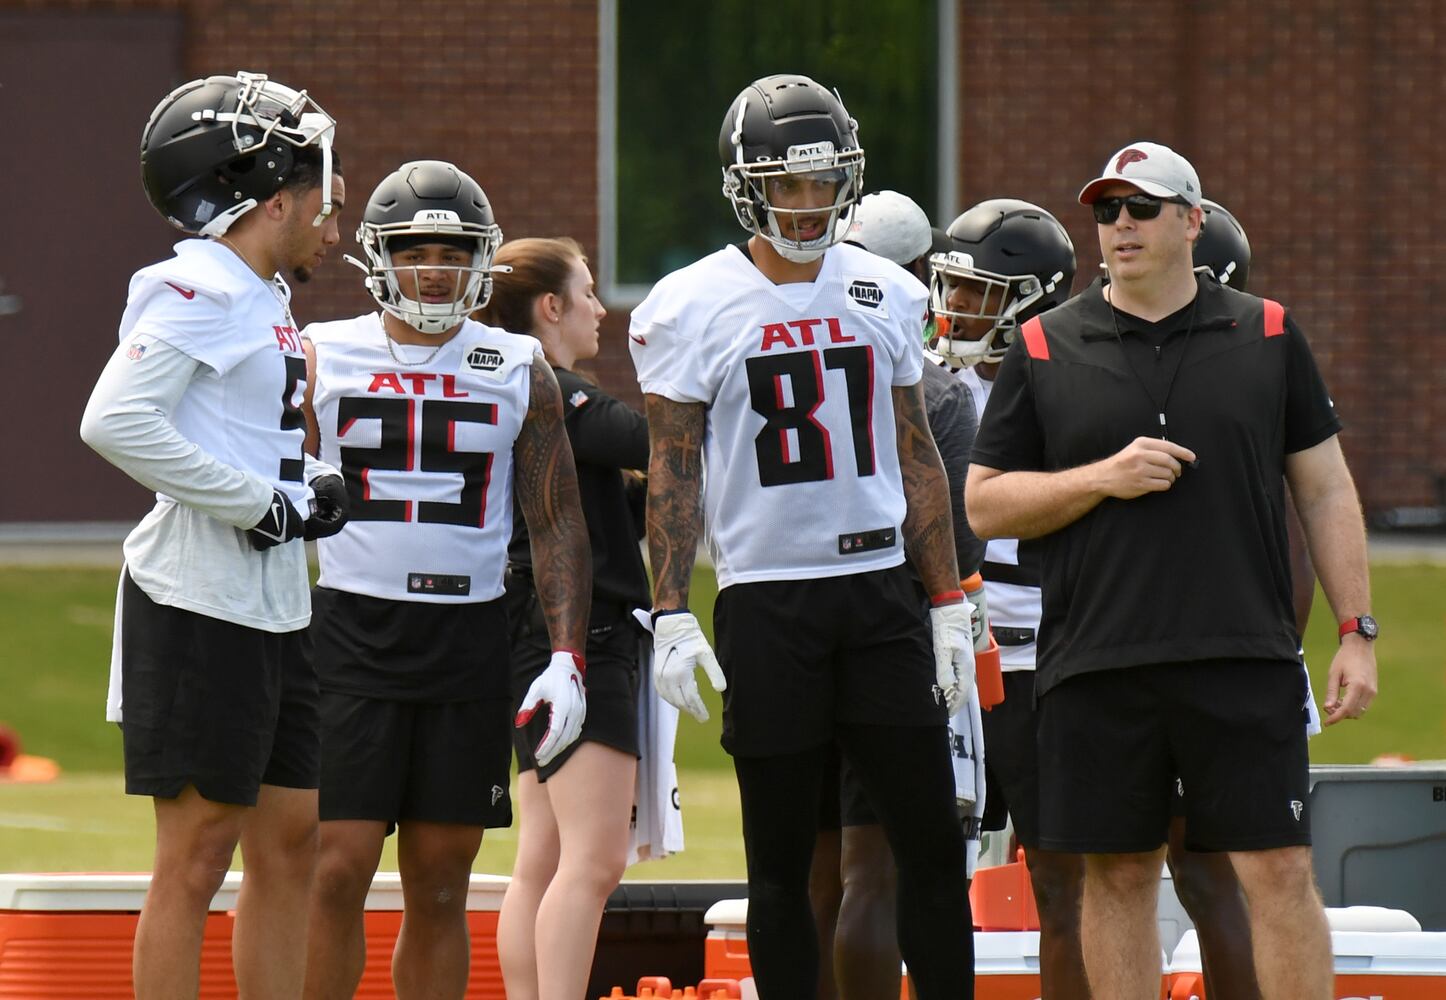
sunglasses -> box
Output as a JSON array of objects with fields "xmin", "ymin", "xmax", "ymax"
[{"xmin": 1092, "ymin": 194, "xmax": 1190, "ymax": 224}]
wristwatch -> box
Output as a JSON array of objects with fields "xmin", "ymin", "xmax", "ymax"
[{"xmin": 1338, "ymin": 615, "xmax": 1379, "ymax": 642}]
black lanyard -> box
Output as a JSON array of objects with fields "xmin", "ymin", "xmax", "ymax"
[{"xmin": 1108, "ymin": 294, "xmax": 1199, "ymax": 442}]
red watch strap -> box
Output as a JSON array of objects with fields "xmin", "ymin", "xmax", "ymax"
[{"xmin": 1337, "ymin": 618, "xmax": 1359, "ymax": 638}]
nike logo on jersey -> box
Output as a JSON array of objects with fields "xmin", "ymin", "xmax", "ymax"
[
  {"xmin": 164, "ymin": 281, "xmax": 196, "ymax": 300},
  {"xmin": 630, "ymin": 334, "xmax": 647, "ymax": 345}
]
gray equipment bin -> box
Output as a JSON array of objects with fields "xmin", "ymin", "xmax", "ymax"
[{"xmin": 1308, "ymin": 764, "xmax": 1446, "ymax": 929}]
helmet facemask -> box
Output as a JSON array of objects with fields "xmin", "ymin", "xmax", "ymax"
[
  {"xmin": 194, "ymin": 71, "xmax": 337, "ymax": 237},
  {"xmin": 928, "ymin": 251, "xmax": 1064, "ymax": 368},
  {"xmin": 353, "ymin": 215, "xmax": 503, "ymax": 336},
  {"xmin": 722, "ymin": 102, "xmax": 865, "ymax": 263}
]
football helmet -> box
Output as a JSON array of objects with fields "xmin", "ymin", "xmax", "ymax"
[
  {"xmin": 1193, "ymin": 199, "xmax": 1251, "ymax": 291},
  {"xmin": 929, "ymin": 199, "xmax": 1075, "ymax": 367},
  {"xmin": 349, "ymin": 160, "xmax": 503, "ymax": 335},
  {"xmin": 719, "ymin": 74, "xmax": 865, "ymax": 263},
  {"xmin": 140, "ymin": 71, "xmax": 336, "ymax": 237}
]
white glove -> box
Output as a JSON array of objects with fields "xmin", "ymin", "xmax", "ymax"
[
  {"xmin": 652, "ymin": 611, "xmax": 726, "ymax": 722},
  {"xmin": 967, "ymin": 584, "xmax": 992, "ymax": 653},
  {"xmin": 514, "ymin": 651, "xmax": 587, "ymax": 767},
  {"xmin": 930, "ymin": 600, "xmax": 976, "ymax": 714}
]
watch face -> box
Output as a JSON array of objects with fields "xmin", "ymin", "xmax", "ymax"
[{"xmin": 1358, "ymin": 615, "xmax": 1379, "ymax": 640}]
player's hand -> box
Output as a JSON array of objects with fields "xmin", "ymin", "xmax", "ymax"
[
  {"xmin": 966, "ymin": 581, "xmax": 992, "ymax": 654},
  {"xmin": 1322, "ymin": 639, "xmax": 1378, "ymax": 726},
  {"xmin": 514, "ymin": 651, "xmax": 587, "ymax": 766},
  {"xmin": 930, "ymin": 598, "xmax": 976, "ymax": 714},
  {"xmin": 653, "ymin": 610, "xmax": 726, "ymax": 722},
  {"xmin": 304, "ymin": 465, "xmax": 349, "ymax": 541},
  {"xmin": 245, "ymin": 489, "xmax": 304, "ymax": 550},
  {"xmin": 1100, "ymin": 437, "xmax": 1198, "ymax": 499}
]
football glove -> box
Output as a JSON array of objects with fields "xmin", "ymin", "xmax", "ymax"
[
  {"xmin": 652, "ymin": 610, "xmax": 726, "ymax": 723},
  {"xmin": 930, "ymin": 598, "xmax": 976, "ymax": 715},
  {"xmin": 304, "ymin": 468, "xmax": 349, "ymax": 541},
  {"xmin": 514, "ymin": 651, "xmax": 587, "ymax": 767},
  {"xmin": 245, "ymin": 488, "xmax": 304, "ymax": 550}
]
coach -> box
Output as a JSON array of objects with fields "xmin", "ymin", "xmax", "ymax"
[{"xmin": 965, "ymin": 140, "xmax": 1376, "ymax": 1000}]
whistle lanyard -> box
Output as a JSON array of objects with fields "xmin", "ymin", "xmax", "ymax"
[{"xmin": 1108, "ymin": 295, "xmax": 1199, "ymax": 442}]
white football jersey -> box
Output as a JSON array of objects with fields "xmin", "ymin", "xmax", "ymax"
[
  {"xmin": 116, "ymin": 239, "xmax": 311, "ymax": 632},
  {"xmin": 630, "ymin": 243, "xmax": 926, "ymax": 588},
  {"xmin": 306, "ymin": 314, "xmax": 541, "ymax": 603},
  {"xmin": 954, "ymin": 365, "xmax": 1041, "ymax": 672}
]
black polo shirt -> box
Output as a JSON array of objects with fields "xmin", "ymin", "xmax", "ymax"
[{"xmin": 971, "ymin": 274, "xmax": 1340, "ymax": 695}]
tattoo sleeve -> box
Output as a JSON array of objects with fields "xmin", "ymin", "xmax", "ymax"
[
  {"xmin": 643, "ymin": 394, "xmax": 706, "ymax": 610},
  {"xmin": 895, "ymin": 382, "xmax": 961, "ymax": 595},
  {"xmin": 515, "ymin": 361, "xmax": 592, "ymax": 652}
]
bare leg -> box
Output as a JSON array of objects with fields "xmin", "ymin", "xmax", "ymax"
[
  {"xmin": 134, "ymin": 786, "xmax": 246, "ymax": 999},
  {"xmin": 303, "ymin": 819, "xmax": 386, "ymax": 1000},
  {"xmin": 1229, "ymin": 846, "xmax": 1332, "ymax": 1000},
  {"xmin": 234, "ymin": 784, "xmax": 318, "ymax": 999},
  {"xmin": 497, "ymin": 771, "xmax": 560, "ymax": 1000},
  {"xmin": 1166, "ymin": 816, "xmax": 1260, "ymax": 1000},
  {"xmin": 393, "ymin": 821, "xmax": 485, "ymax": 999},
  {"xmin": 835, "ymin": 823, "xmax": 902, "ymax": 1000},
  {"xmin": 810, "ymin": 830, "xmax": 843, "ymax": 1000},
  {"xmin": 532, "ymin": 744, "xmax": 636, "ymax": 1000},
  {"xmin": 1081, "ymin": 848, "xmax": 1165, "ymax": 1000},
  {"xmin": 1024, "ymin": 846, "xmax": 1091, "ymax": 1000}
]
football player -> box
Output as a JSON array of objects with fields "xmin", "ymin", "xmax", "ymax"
[
  {"xmin": 478, "ymin": 237, "xmax": 650, "ymax": 1000},
  {"xmin": 299, "ymin": 162, "xmax": 592, "ymax": 1000},
  {"xmin": 80, "ymin": 71, "xmax": 346, "ymax": 999},
  {"xmin": 629, "ymin": 75, "xmax": 976, "ymax": 998},
  {"xmin": 929, "ymin": 199, "xmax": 1090, "ymax": 1000}
]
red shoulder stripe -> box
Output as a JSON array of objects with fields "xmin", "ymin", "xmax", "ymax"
[
  {"xmin": 1020, "ymin": 317, "xmax": 1050, "ymax": 360},
  {"xmin": 1263, "ymin": 299, "xmax": 1285, "ymax": 337}
]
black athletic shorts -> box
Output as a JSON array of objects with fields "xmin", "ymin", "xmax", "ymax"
[
  {"xmin": 507, "ymin": 586, "xmax": 640, "ymax": 781},
  {"xmin": 714, "ymin": 565, "xmax": 943, "ymax": 757},
  {"xmin": 119, "ymin": 571, "xmax": 319, "ymax": 806},
  {"xmin": 1037, "ymin": 659, "xmax": 1311, "ymax": 854},
  {"xmin": 318, "ymin": 692, "xmax": 513, "ymax": 828},
  {"xmin": 980, "ymin": 670, "xmax": 1043, "ymax": 849}
]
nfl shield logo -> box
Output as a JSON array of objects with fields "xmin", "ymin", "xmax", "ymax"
[{"xmin": 126, "ymin": 343, "xmax": 147, "ymax": 361}]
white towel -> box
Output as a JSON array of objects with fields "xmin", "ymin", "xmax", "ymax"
[
  {"xmin": 106, "ymin": 567, "xmax": 126, "ymax": 723},
  {"xmin": 627, "ymin": 610, "xmax": 685, "ymax": 865},
  {"xmin": 948, "ymin": 687, "xmax": 986, "ymax": 878},
  {"xmin": 1301, "ymin": 650, "xmax": 1322, "ymax": 738}
]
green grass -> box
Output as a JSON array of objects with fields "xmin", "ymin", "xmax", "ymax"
[{"xmin": 1, "ymin": 559, "xmax": 1441, "ymax": 875}]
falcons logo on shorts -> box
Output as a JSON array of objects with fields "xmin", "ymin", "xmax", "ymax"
[
  {"xmin": 491, "ymin": 785, "xmax": 506, "ymax": 806},
  {"xmin": 1289, "ymin": 799, "xmax": 1304, "ymax": 821}
]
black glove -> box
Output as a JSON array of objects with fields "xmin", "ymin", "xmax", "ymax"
[
  {"xmin": 246, "ymin": 489, "xmax": 304, "ymax": 550},
  {"xmin": 304, "ymin": 473, "xmax": 349, "ymax": 541}
]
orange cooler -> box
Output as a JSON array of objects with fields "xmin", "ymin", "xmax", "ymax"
[
  {"xmin": 0, "ymin": 872, "xmax": 509, "ymax": 999},
  {"xmin": 1169, "ymin": 917, "xmax": 1446, "ymax": 1000}
]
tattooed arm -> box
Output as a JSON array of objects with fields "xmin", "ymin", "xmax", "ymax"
[
  {"xmin": 895, "ymin": 382, "xmax": 961, "ymax": 596},
  {"xmin": 516, "ymin": 360, "xmax": 592, "ymax": 652},
  {"xmin": 643, "ymin": 394, "xmax": 706, "ymax": 610}
]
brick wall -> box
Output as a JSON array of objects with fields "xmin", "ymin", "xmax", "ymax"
[
  {"xmin": 8, "ymin": 0, "xmax": 1441, "ymax": 517},
  {"xmin": 954, "ymin": 0, "xmax": 1446, "ymax": 513}
]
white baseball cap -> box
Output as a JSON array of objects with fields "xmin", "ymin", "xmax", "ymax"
[
  {"xmin": 1077, "ymin": 141, "xmax": 1202, "ymax": 208},
  {"xmin": 838, "ymin": 190, "xmax": 933, "ymax": 266}
]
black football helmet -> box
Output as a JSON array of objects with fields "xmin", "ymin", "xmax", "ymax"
[
  {"xmin": 929, "ymin": 199, "xmax": 1076, "ymax": 367},
  {"xmin": 1194, "ymin": 199, "xmax": 1251, "ymax": 291},
  {"xmin": 719, "ymin": 74, "xmax": 865, "ymax": 263},
  {"xmin": 140, "ymin": 71, "xmax": 336, "ymax": 237},
  {"xmin": 349, "ymin": 160, "xmax": 503, "ymax": 335}
]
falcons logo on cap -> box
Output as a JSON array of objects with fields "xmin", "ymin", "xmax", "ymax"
[{"xmin": 1115, "ymin": 148, "xmax": 1149, "ymax": 172}]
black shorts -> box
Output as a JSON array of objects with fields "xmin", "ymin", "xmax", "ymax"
[
  {"xmin": 119, "ymin": 572, "xmax": 319, "ymax": 806},
  {"xmin": 318, "ymin": 692, "xmax": 512, "ymax": 827},
  {"xmin": 508, "ymin": 587, "xmax": 640, "ymax": 781},
  {"xmin": 714, "ymin": 565, "xmax": 944, "ymax": 757},
  {"xmin": 1037, "ymin": 659, "xmax": 1311, "ymax": 854},
  {"xmin": 980, "ymin": 670, "xmax": 1043, "ymax": 849}
]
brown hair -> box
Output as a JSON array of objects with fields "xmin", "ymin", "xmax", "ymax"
[{"xmin": 476, "ymin": 237, "xmax": 586, "ymax": 334}]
